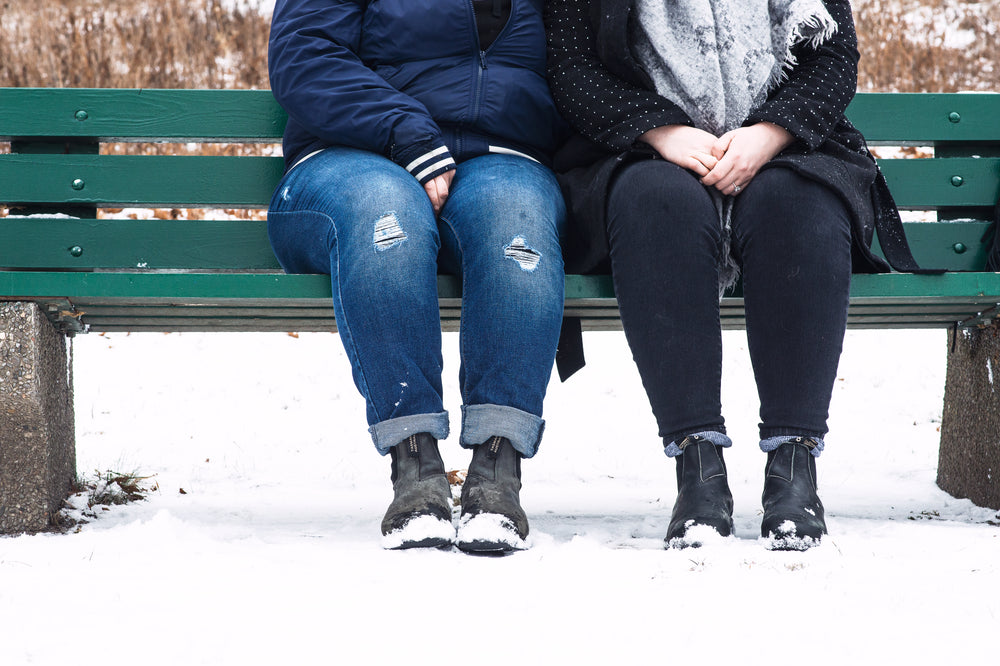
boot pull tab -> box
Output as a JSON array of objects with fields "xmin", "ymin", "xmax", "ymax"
[
  {"xmin": 793, "ymin": 436, "xmax": 819, "ymax": 451},
  {"xmin": 407, "ymin": 434, "xmax": 420, "ymax": 458},
  {"xmin": 487, "ymin": 435, "xmax": 502, "ymax": 459},
  {"xmin": 677, "ymin": 434, "xmax": 705, "ymax": 451}
]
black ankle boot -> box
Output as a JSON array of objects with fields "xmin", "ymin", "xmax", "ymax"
[
  {"xmin": 761, "ymin": 437, "xmax": 827, "ymax": 550},
  {"xmin": 381, "ymin": 432, "xmax": 454, "ymax": 549},
  {"xmin": 457, "ymin": 436, "xmax": 528, "ymax": 553},
  {"xmin": 664, "ymin": 435, "xmax": 735, "ymax": 548}
]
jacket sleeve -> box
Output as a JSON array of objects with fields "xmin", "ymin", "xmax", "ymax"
[
  {"xmin": 745, "ymin": 0, "xmax": 859, "ymax": 151},
  {"xmin": 544, "ymin": 0, "xmax": 693, "ymax": 152},
  {"xmin": 268, "ymin": 0, "xmax": 454, "ymax": 182}
]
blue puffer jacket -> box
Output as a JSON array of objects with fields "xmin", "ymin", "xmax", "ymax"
[{"xmin": 269, "ymin": 0, "xmax": 568, "ymax": 183}]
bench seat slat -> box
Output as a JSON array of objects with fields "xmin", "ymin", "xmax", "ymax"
[{"xmin": 2, "ymin": 272, "xmax": 998, "ymax": 334}]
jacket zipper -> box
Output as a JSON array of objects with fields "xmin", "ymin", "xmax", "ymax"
[{"xmin": 472, "ymin": 50, "xmax": 488, "ymax": 124}]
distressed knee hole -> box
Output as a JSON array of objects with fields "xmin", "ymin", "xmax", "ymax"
[
  {"xmin": 504, "ymin": 236, "xmax": 541, "ymax": 272},
  {"xmin": 373, "ymin": 212, "xmax": 407, "ymax": 251}
]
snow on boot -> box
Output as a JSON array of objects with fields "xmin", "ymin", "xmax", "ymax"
[
  {"xmin": 381, "ymin": 432, "xmax": 455, "ymax": 549},
  {"xmin": 761, "ymin": 437, "xmax": 827, "ymax": 551},
  {"xmin": 457, "ymin": 436, "xmax": 528, "ymax": 553},
  {"xmin": 664, "ymin": 434, "xmax": 735, "ymax": 548}
]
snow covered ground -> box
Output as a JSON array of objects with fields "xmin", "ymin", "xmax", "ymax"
[{"xmin": 1, "ymin": 328, "xmax": 997, "ymax": 664}]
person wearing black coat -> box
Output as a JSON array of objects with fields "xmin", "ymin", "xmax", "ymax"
[{"xmin": 545, "ymin": 0, "xmax": 917, "ymax": 550}]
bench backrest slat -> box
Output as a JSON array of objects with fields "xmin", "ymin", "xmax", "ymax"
[
  {"xmin": 0, "ymin": 218, "xmax": 989, "ymax": 272},
  {"xmin": 3, "ymin": 89, "xmax": 998, "ymax": 144},
  {"xmin": 2, "ymin": 153, "xmax": 996, "ymax": 211},
  {"xmin": 0, "ymin": 154, "xmax": 284, "ymax": 208},
  {"xmin": 0, "ymin": 89, "xmax": 285, "ymax": 142}
]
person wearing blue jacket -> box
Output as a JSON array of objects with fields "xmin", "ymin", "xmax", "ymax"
[{"xmin": 267, "ymin": 0, "xmax": 568, "ymax": 552}]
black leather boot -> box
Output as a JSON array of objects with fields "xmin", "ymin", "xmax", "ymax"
[
  {"xmin": 664, "ymin": 435, "xmax": 735, "ymax": 548},
  {"xmin": 381, "ymin": 432, "xmax": 454, "ymax": 549},
  {"xmin": 761, "ymin": 437, "xmax": 827, "ymax": 550},
  {"xmin": 457, "ymin": 436, "xmax": 528, "ymax": 553}
]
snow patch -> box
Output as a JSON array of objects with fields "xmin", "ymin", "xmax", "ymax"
[
  {"xmin": 381, "ymin": 515, "xmax": 454, "ymax": 550},
  {"xmin": 457, "ymin": 513, "xmax": 527, "ymax": 551},
  {"xmin": 666, "ymin": 523, "xmax": 731, "ymax": 549}
]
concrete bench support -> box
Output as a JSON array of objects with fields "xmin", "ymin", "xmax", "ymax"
[
  {"xmin": 0, "ymin": 302, "xmax": 76, "ymax": 533},
  {"xmin": 939, "ymin": 319, "xmax": 1000, "ymax": 510}
]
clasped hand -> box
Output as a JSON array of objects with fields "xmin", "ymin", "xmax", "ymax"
[{"xmin": 640, "ymin": 122, "xmax": 794, "ymax": 196}]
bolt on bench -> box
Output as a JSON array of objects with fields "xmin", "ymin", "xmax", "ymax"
[{"xmin": 1, "ymin": 88, "xmax": 999, "ymax": 532}]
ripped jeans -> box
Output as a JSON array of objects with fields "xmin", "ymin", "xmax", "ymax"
[{"xmin": 267, "ymin": 147, "xmax": 566, "ymax": 458}]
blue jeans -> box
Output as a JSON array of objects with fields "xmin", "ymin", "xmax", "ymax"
[{"xmin": 267, "ymin": 148, "xmax": 566, "ymax": 458}]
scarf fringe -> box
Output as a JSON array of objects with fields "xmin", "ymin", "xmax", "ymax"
[{"xmin": 770, "ymin": 8, "xmax": 840, "ymax": 90}]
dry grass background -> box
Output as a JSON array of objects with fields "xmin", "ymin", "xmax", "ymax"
[{"xmin": 0, "ymin": 0, "xmax": 268, "ymax": 89}]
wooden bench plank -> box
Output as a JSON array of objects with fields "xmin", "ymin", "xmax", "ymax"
[
  {"xmin": 2, "ymin": 272, "xmax": 998, "ymax": 333},
  {"xmin": 880, "ymin": 158, "xmax": 1000, "ymax": 209},
  {"xmin": 0, "ymin": 218, "xmax": 282, "ymax": 270},
  {"xmin": 0, "ymin": 154, "xmax": 284, "ymax": 208},
  {"xmin": 0, "ymin": 88, "xmax": 285, "ymax": 142},
  {"xmin": 0, "ymin": 218, "xmax": 991, "ymax": 271},
  {"xmin": 846, "ymin": 93, "xmax": 1000, "ymax": 145},
  {"xmin": 4, "ymin": 89, "xmax": 998, "ymax": 145},
  {"xmin": 3, "ymin": 154, "xmax": 999, "ymax": 210}
]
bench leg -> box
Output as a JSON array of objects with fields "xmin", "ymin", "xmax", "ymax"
[
  {"xmin": 0, "ymin": 302, "xmax": 76, "ymax": 533},
  {"xmin": 938, "ymin": 319, "xmax": 1000, "ymax": 510}
]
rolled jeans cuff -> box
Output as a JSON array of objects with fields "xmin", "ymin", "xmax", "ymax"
[
  {"xmin": 663, "ymin": 430, "xmax": 733, "ymax": 458},
  {"xmin": 369, "ymin": 412, "xmax": 450, "ymax": 456},
  {"xmin": 759, "ymin": 435, "xmax": 825, "ymax": 458},
  {"xmin": 460, "ymin": 404, "xmax": 544, "ymax": 459}
]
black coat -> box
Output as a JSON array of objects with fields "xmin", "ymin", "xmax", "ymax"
[{"xmin": 544, "ymin": 0, "xmax": 920, "ymax": 275}]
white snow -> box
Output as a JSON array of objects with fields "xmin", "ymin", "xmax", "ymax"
[
  {"xmin": 1, "ymin": 328, "xmax": 998, "ymax": 664},
  {"xmin": 380, "ymin": 514, "xmax": 454, "ymax": 550},
  {"xmin": 457, "ymin": 512, "xmax": 528, "ymax": 551}
]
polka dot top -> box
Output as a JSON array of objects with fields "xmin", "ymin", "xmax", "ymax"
[{"xmin": 545, "ymin": 0, "xmax": 862, "ymax": 153}]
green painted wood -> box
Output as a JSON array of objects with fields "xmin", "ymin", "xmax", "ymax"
[
  {"xmin": 2, "ymin": 270, "xmax": 998, "ymax": 306},
  {"xmin": 0, "ymin": 218, "xmax": 282, "ymax": 270},
  {"xmin": 3, "ymin": 89, "xmax": 998, "ymax": 145},
  {"xmin": 0, "ymin": 218, "xmax": 991, "ymax": 271},
  {"xmin": 0, "ymin": 271, "xmax": 466, "ymax": 301},
  {"xmin": 901, "ymin": 221, "xmax": 993, "ymax": 270},
  {"xmin": 0, "ymin": 155, "xmax": 285, "ymax": 207},
  {"xmin": 2, "ymin": 89, "xmax": 1000, "ymax": 335},
  {"xmin": 878, "ymin": 158, "xmax": 1000, "ymax": 209},
  {"xmin": 0, "ymin": 89, "xmax": 285, "ymax": 142},
  {"xmin": 3, "ymin": 154, "xmax": 995, "ymax": 210},
  {"xmin": 846, "ymin": 93, "xmax": 1000, "ymax": 144}
]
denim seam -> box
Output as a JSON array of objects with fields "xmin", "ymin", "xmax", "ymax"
[
  {"xmin": 316, "ymin": 207, "xmax": 382, "ymax": 424},
  {"xmin": 437, "ymin": 211, "xmax": 471, "ymax": 406}
]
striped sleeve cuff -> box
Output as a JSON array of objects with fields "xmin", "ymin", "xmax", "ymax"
[{"xmin": 393, "ymin": 142, "xmax": 456, "ymax": 184}]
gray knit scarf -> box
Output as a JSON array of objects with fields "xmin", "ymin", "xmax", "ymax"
[
  {"xmin": 634, "ymin": 0, "xmax": 838, "ymax": 136},
  {"xmin": 632, "ymin": 0, "xmax": 838, "ymax": 292}
]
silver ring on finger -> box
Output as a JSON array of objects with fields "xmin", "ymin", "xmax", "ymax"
[{"xmin": 732, "ymin": 183, "xmax": 742, "ymax": 194}]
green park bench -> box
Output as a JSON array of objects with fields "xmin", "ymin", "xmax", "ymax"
[{"xmin": 1, "ymin": 88, "xmax": 999, "ymax": 532}]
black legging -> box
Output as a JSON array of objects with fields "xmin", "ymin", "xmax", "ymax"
[{"xmin": 606, "ymin": 160, "xmax": 852, "ymax": 445}]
